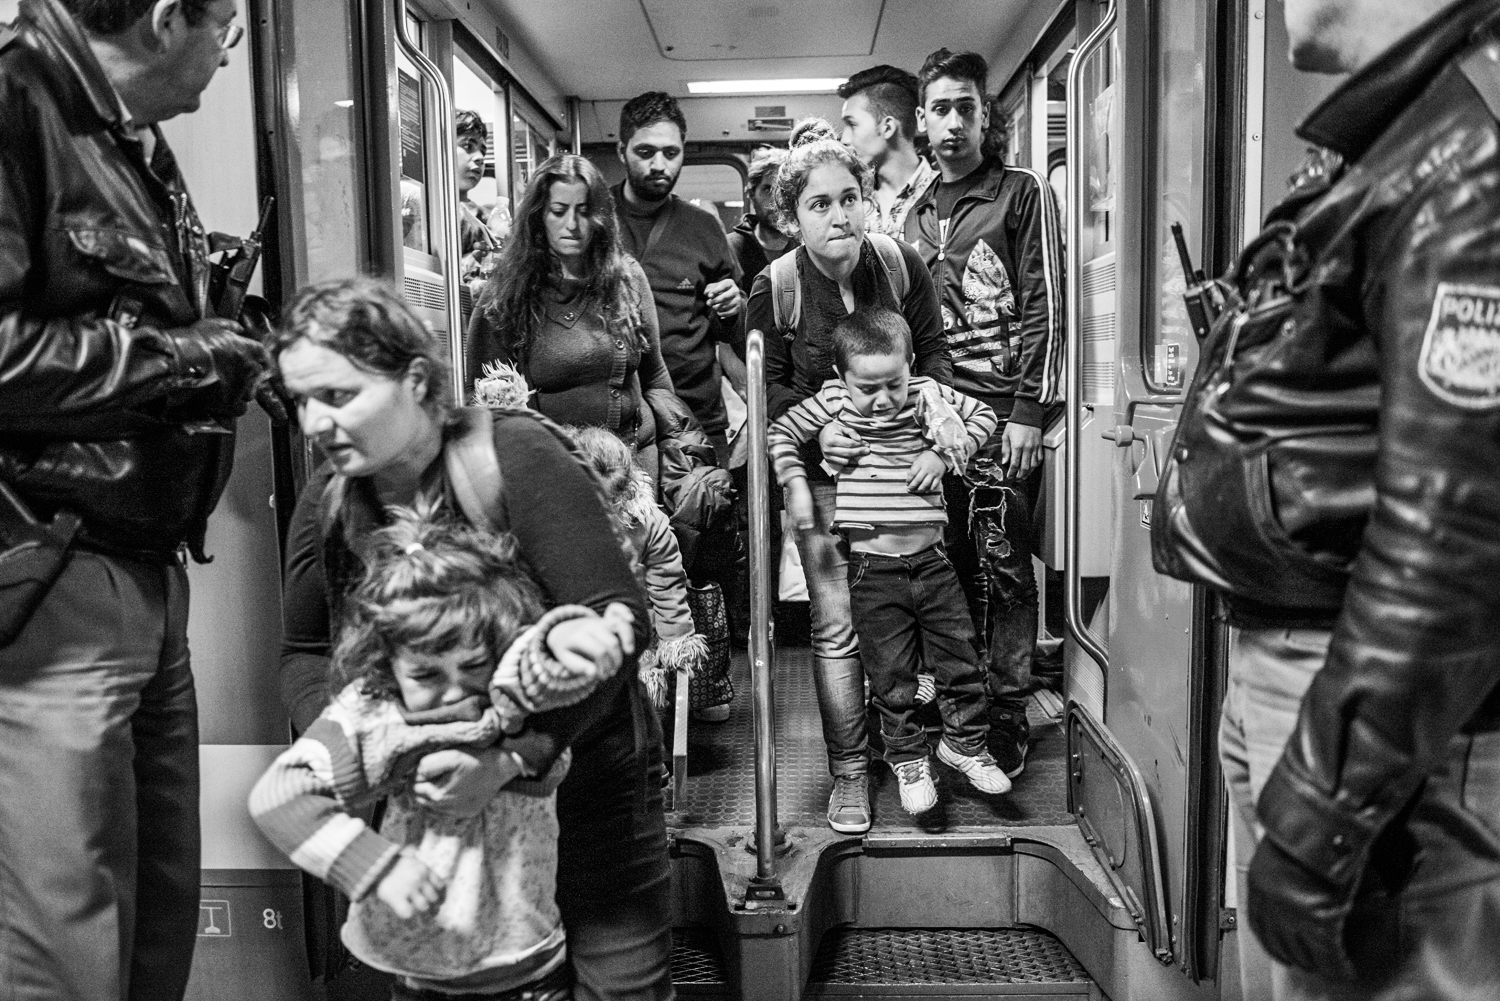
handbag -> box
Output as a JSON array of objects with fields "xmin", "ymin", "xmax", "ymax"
[
  {"xmin": 683, "ymin": 582, "xmax": 734, "ymax": 710},
  {"xmin": 0, "ymin": 480, "xmax": 80, "ymax": 647}
]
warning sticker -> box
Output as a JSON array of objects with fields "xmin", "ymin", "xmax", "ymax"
[
  {"xmin": 1418, "ymin": 283, "xmax": 1500, "ymax": 409},
  {"xmin": 199, "ymin": 900, "xmax": 231, "ymax": 938}
]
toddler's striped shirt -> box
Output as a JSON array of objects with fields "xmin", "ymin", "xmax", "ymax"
[{"xmin": 769, "ymin": 376, "xmax": 996, "ymax": 529}]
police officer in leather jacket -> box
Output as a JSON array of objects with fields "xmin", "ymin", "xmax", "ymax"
[
  {"xmin": 1157, "ymin": 0, "xmax": 1500, "ymax": 995},
  {"xmin": 0, "ymin": 1, "xmax": 268, "ymax": 998}
]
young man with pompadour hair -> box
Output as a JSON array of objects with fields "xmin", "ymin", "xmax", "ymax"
[
  {"xmin": 838, "ymin": 64, "xmax": 936, "ymax": 240},
  {"xmin": 902, "ymin": 47, "xmax": 1065, "ymax": 781}
]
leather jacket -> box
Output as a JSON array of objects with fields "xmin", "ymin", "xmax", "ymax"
[
  {"xmin": 1185, "ymin": 0, "xmax": 1500, "ymax": 983},
  {"xmin": 0, "ymin": 0, "xmax": 240, "ymax": 558}
]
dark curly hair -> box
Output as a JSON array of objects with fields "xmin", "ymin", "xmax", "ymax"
[
  {"xmin": 619, "ymin": 91, "xmax": 687, "ymax": 145},
  {"xmin": 456, "ymin": 109, "xmax": 487, "ymax": 148},
  {"xmin": 476, "ymin": 154, "xmax": 647, "ymax": 364},
  {"xmin": 331, "ymin": 503, "xmax": 544, "ymax": 703},
  {"xmin": 771, "ymin": 117, "xmax": 871, "ymax": 234}
]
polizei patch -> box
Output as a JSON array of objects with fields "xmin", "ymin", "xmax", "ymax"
[{"xmin": 1419, "ymin": 283, "xmax": 1500, "ymax": 409}]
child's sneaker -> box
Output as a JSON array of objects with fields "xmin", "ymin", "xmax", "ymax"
[
  {"xmin": 937, "ymin": 741, "xmax": 1012, "ymax": 795},
  {"xmin": 914, "ymin": 673, "xmax": 937, "ymax": 705},
  {"xmin": 891, "ymin": 756, "xmax": 939, "ymax": 814}
]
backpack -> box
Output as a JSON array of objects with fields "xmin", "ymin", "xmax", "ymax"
[{"xmin": 768, "ymin": 232, "xmax": 910, "ymax": 337}]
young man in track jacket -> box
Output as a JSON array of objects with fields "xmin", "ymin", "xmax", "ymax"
[{"xmin": 903, "ymin": 48, "xmax": 1065, "ymax": 777}]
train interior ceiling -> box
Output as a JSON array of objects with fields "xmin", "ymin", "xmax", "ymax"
[{"xmin": 0, "ymin": 0, "xmax": 1349, "ymax": 997}]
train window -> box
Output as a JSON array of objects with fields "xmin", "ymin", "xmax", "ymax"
[
  {"xmin": 397, "ymin": 11, "xmax": 434, "ymax": 257},
  {"xmin": 675, "ymin": 162, "xmax": 746, "ymax": 234},
  {"xmin": 278, "ymin": 0, "xmax": 369, "ymax": 284},
  {"xmin": 511, "ymin": 91, "xmax": 561, "ymax": 203},
  {"xmin": 1142, "ymin": 0, "xmax": 1209, "ymax": 394},
  {"xmin": 453, "ymin": 45, "xmax": 512, "ymax": 237}
]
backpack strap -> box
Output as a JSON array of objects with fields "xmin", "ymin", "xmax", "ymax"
[
  {"xmin": 867, "ymin": 232, "xmax": 910, "ymax": 303},
  {"xmin": 768, "ymin": 251, "xmax": 800, "ymax": 337},
  {"xmin": 444, "ymin": 406, "xmax": 506, "ymax": 532}
]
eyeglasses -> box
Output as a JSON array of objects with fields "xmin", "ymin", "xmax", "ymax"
[{"xmin": 219, "ymin": 21, "xmax": 243, "ymax": 50}]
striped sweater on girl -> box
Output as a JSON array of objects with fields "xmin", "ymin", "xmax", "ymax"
[{"xmin": 769, "ymin": 375, "xmax": 996, "ymax": 529}]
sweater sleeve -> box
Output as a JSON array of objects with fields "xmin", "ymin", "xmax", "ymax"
[
  {"xmin": 279, "ymin": 467, "xmax": 335, "ymax": 736},
  {"xmin": 769, "ymin": 384, "xmax": 842, "ymax": 485},
  {"xmin": 639, "ymin": 507, "xmax": 696, "ymax": 643},
  {"xmin": 942, "ymin": 384, "xmax": 998, "ymax": 455},
  {"xmin": 1005, "ymin": 170, "xmax": 1066, "ymax": 427},
  {"xmin": 901, "ymin": 242, "xmax": 954, "ymax": 388},
  {"xmin": 491, "ymin": 414, "xmax": 651, "ymax": 773},
  {"xmin": 248, "ymin": 714, "xmax": 402, "ymax": 901}
]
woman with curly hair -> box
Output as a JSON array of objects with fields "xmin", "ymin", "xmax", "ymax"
[
  {"xmin": 466, "ymin": 153, "xmax": 676, "ymax": 481},
  {"xmin": 744, "ymin": 118, "xmax": 952, "ymax": 835}
]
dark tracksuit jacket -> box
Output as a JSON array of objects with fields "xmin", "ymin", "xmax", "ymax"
[{"xmin": 904, "ymin": 158, "xmax": 1065, "ymax": 429}]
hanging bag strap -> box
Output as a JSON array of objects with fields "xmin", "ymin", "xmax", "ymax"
[
  {"xmin": 444, "ymin": 406, "xmax": 507, "ymax": 532},
  {"xmin": 867, "ymin": 232, "xmax": 910, "ymax": 303},
  {"xmin": 769, "ymin": 250, "xmax": 801, "ymax": 337}
]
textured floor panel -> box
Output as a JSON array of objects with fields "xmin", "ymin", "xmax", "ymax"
[
  {"xmin": 668, "ymin": 646, "xmax": 1070, "ymax": 831},
  {"xmin": 806, "ymin": 927, "xmax": 1090, "ymax": 986},
  {"xmin": 671, "ymin": 927, "xmax": 729, "ymax": 985}
]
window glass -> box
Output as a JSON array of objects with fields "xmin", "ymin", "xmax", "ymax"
[
  {"xmin": 1144, "ymin": 0, "xmax": 1209, "ymax": 393},
  {"xmin": 1076, "ymin": 34, "xmax": 1118, "ymax": 407},
  {"xmin": 454, "ymin": 48, "xmax": 510, "ymax": 224},
  {"xmin": 282, "ymin": 0, "xmax": 368, "ymax": 283}
]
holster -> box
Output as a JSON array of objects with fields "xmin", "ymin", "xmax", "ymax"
[{"xmin": 0, "ymin": 479, "xmax": 80, "ymax": 648}]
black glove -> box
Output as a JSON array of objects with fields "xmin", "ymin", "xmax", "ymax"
[
  {"xmin": 166, "ymin": 318, "xmax": 270, "ymax": 419},
  {"xmin": 1247, "ymin": 834, "xmax": 1363, "ymax": 979}
]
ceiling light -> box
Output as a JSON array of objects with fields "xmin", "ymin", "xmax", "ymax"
[{"xmin": 686, "ymin": 78, "xmax": 846, "ymax": 95}]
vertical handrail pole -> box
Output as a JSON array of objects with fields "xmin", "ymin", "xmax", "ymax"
[
  {"xmin": 1064, "ymin": 2, "xmax": 1116, "ymax": 672},
  {"xmin": 745, "ymin": 329, "xmax": 779, "ymax": 881},
  {"xmin": 393, "ymin": 8, "xmax": 465, "ymax": 404}
]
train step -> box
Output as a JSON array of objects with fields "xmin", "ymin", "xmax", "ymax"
[{"xmin": 671, "ymin": 926, "xmax": 1097, "ymax": 999}]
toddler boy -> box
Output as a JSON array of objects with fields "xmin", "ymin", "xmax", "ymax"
[{"xmin": 769, "ymin": 307, "xmax": 1010, "ymax": 814}]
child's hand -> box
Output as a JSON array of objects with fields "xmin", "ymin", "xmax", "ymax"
[
  {"xmin": 819, "ymin": 420, "xmax": 869, "ymax": 464},
  {"xmin": 785, "ymin": 478, "xmax": 816, "ymax": 531},
  {"xmin": 376, "ymin": 850, "xmax": 445, "ymax": 919},
  {"xmin": 907, "ymin": 450, "xmax": 946, "ymax": 494}
]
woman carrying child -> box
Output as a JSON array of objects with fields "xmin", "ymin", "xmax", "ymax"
[
  {"xmin": 253, "ymin": 507, "xmax": 590, "ymax": 1000},
  {"xmin": 744, "ymin": 118, "xmax": 953, "ymax": 835},
  {"xmin": 274, "ymin": 278, "xmax": 672, "ymax": 1001}
]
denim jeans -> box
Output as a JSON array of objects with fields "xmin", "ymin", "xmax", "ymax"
[
  {"xmin": 555, "ymin": 689, "xmax": 673, "ymax": 1001},
  {"xmin": 791, "ymin": 478, "xmax": 869, "ymax": 778},
  {"xmin": 0, "ymin": 552, "xmax": 200, "ymax": 1001},
  {"xmin": 943, "ymin": 441, "xmax": 1041, "ymax": 699},
  {"xmin": 847, "ymin": 545, "xmax": 989, "ymax": 764},
  {"xmin": 1224, "ymin": 626, "xmax": 1500, "ymax": 999}
]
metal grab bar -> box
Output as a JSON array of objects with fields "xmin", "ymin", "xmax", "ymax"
[
  {"xmin": 1064, "ymin": 1, "xmax": 1116, "ymax": 672},
  {"xmin": 745, "ymin": 329, "xmax": 780, "ymax": 883},
  {"xmin": 393, "ymin": 7, "xmax": 466, "ymax": 404}
]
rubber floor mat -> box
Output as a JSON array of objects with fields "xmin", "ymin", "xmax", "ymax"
[{"xmin": 668, "ymin": 647, "xmax": 1070, "ymax": 831}]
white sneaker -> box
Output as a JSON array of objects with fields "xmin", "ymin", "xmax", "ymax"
[
  {"xmin": 936, "ymin": 741, "xmax": 1012, "ymax": 795},
  {"xmin": 892, "ymin": 756, "xmax": 938, "ymax": 814},
  {"xmin": 914, "ymin": 674, "xmax": 937, "ymax": 705}
]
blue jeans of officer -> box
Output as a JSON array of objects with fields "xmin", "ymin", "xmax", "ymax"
[
  {"xmin": 791, "ymin": 477, "xmax": 870, "ymax": 779},
  {"xmin": 846, "ymin": 545, "xmax": 989, "ymax": 765},
  {"xmin": 0, "ymin": 551, "xmax": 200, "ymax": 1001},
  {"xmin": 1221, "ymin": 626, "xmax": 1500, "ymax": 1000},
  {"xmin": 943, "ymin": 441, "xmax": 1041, "ymax": 701}
]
